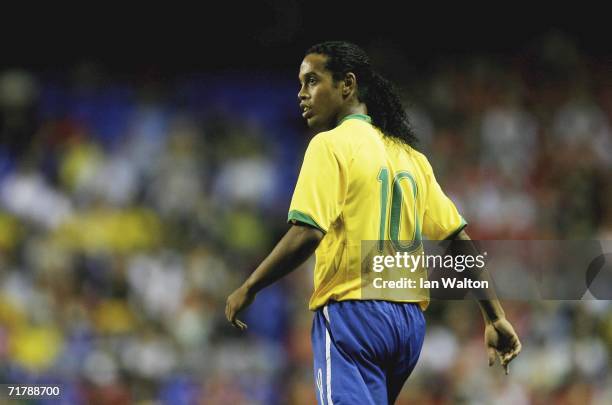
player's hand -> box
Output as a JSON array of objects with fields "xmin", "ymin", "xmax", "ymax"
[
  {"xmin": 484, "ymin": 317, "xmax": 521, "ymax": 375},
  {"xmin": 225, "ymin": 284, "xmax": 255, "ymax": 331}
]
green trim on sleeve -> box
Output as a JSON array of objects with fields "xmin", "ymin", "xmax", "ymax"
[
  {"xmin": 287, "ymin": 210, "xmax": 327, "ymax": 234},
  {"xmin": 443, "ymin": 216, "xmax": 468, "ymax": 241}
]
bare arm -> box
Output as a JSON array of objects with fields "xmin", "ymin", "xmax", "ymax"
[
  {"xmin": 225, "ymin": 224, "xmax": 324, "ymax": 330},
  {"xmin": 453, "ymin": 230, "xmax": 506, "ymax": 323},
  {"xmin": 452, "ymin": 229, "xmax": 521, "ymax": 374}
]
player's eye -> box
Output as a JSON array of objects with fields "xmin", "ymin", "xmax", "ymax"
[{"xmin": 307, "ymin": 77, "xmax": 317, "ymax": 85}]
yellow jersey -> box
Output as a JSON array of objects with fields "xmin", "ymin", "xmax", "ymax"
[{"xmin": 288, "ymin": 114, "xmax": 466, "ymax": 310}]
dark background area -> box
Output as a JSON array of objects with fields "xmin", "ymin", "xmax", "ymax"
[{"xmin": 2, "ymin": 5, "xmax": 609, "ymax": 74}]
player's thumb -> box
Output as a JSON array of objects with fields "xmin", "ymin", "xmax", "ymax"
[{"xmin": 487, "ymin": 347, "xmax": 496, "ymax": 367}]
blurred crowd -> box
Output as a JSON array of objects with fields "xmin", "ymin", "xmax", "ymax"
[{"xmin": 0, "ymin": 33, "xmax": 611, "ymax": 404}]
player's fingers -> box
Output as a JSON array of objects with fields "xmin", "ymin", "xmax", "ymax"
[
  {"xmin": 226, "ymin": 302, "xmax": 235, "ymax": 323},
  {"xmin": 232, "ymin": 319, "xmax": 247, "ymax": 330},
  {"xmin": 508, "ymin": 335, "xmax": 520, "ymax": 350},
  {"xmin": 501, "ymin": 345, "xmax": 521, "ymax": 367},
  {"xmin": 503, "ymin": 353, "xmax": 517, "ymax": 368},
  {"xmin": 513, "ymin": 339, "xmax": 522, "ymax": 354},
  {"xmin": 503, "ymin": 362, "xmax": 509, "ymax": 375},
  {"xmin": 501, "ymin": 338, "xmax": 521, "ymax": 362},
  {"xmin": 487, "ymin": 347, "xmax": 496, "ymax": 367}
]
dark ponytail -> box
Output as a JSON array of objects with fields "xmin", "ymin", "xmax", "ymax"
[{"xmin": 306, "ymin": 41, "xmax": 418, "ymax": 147}]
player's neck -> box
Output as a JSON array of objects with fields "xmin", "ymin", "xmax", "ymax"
[{"xmin": 336, "ymin": 104, "xmax": 368, "ymax": 127}]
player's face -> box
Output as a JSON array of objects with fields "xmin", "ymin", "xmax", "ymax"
[{"xmin": 298, "ymin": 53, "xmax": 344, "ymax": 131}]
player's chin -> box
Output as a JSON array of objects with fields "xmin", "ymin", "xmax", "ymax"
[
  {"xmin": 306, "ymin": 115, "xmax": 328, "ymax": 131},
  {"xmin": 305, "ymin": 116, "xmax": 318, "ymax": 129}
]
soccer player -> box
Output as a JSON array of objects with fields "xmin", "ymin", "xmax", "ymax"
[{"xmin": 226, "ymin": 41, "xmax": 521, "ymax": 404}]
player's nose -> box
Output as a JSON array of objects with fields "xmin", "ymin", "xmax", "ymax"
[{"xmin": 297, "ymin": 85, "xmax": 309, "ymax": 101}]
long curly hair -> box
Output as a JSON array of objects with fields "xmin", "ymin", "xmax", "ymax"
[{"xmin": 306, "ymin": 41, "xmax": 418, "ymax": 147}]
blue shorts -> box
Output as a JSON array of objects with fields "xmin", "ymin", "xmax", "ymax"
[{"xmin": 312, "ymin": 300, "xmax": 425, "ymax": 405}]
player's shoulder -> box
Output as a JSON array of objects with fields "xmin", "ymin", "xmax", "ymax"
[
  {"xmin": 316, "ymin": 121, "xmax": 353, "ymax": 142},
  {"xmin": 309, "ymin": 124, "xmax": 355, "ymax": 153},
  {"xmin": 408, "ymin": 148, "xmax": 433, "ymax": 172},
  {"xmin": 317, "ymin": 119, "xmax": 377, "ymax": 149},
  {"xmin": 306, "ymin": 131, "xmax": 332, "ymax": 154}
]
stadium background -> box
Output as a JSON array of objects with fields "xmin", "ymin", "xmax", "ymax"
[{"xmin": 1, "ymin": 7, "xmax": 611, "ymax": 404}]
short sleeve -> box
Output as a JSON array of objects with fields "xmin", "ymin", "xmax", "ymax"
[
  {"xmin": 288, "ymin": 135, "xmax": 347, "ymax": 233},
  {"xmin": 421, "ymin": 159, "xmax": 467, "ymax": 240}
]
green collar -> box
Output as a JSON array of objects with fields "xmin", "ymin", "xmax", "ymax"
[{"xmin": 338, "ymin": 114, "xmax": 372, "ymax": 125}]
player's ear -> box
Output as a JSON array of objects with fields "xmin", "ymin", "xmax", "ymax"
[{"xmin": 343, "ymin": 72, "xmax": 356, "ymax": 97}]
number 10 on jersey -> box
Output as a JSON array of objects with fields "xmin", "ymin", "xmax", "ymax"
[{"xmin": 377, "ymin": 167, "xmax": 421, "ymax": 253}]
